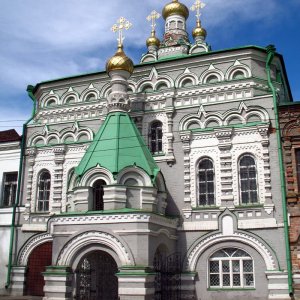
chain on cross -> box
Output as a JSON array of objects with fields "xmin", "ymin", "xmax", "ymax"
[
  {"xmin": 146, "ymin": 10, "xmax": 161, "ymax": 32},
  {"xmin": 190, "ymin": 0, "xmax": 206, "ymax": 22},
  {"xmin": 111, "ymin": 17, "xmax": 132, "ymax": 47}
]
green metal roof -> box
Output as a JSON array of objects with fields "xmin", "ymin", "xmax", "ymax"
[{"xmin": 75, "ymin": 111, "xmax": 160, "ymax": 180}]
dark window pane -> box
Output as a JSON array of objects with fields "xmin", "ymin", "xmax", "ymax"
[
  {"xmin": 223, "ymin": 274, "xmax": 230, "ymax": 286},
  {"xmin": 210, "ymin": 261, "xmax": 219, "ymax": 273},
  {"xmin": 222, "ymin": 261, "xmax": 230, "ymax": 272},
  {"xmin": 210, "ymin": 274, "xmax": 220, "ymax": 286},
  {"xmin": 233, "ymin": 274, "xmax": 241, "ymax": 286}
]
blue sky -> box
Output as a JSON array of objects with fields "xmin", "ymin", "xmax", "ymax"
[{"xmin": 0, "ymin": 0, "xmax": 299, "ymax": 133}]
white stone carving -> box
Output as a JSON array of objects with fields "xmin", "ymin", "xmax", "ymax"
[
  {"xmin": 187, "ymin": 232, "xmax": 276, "ymax": 271},
  {"xmin": 18, "ymin": 233, "xmax": 52, "ymax": 265},
  {"xmin": 56, "ymin": 231, "xmax": 134, "ymax": 266}
]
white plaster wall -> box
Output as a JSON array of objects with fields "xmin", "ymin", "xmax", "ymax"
[{"xmin": 0, "ymin": 145, "xmax": 20, "ymax": 292}]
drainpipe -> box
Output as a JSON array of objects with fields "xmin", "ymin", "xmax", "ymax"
[
  {"xmin": 5, "ymin": 85, "xmax": 37, "ymax": 289},
  {"xmin": 265, "ymin": 45, "xmax": 293, "ymax": 297}
]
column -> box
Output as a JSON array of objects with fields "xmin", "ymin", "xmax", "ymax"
[{"xmin": 52, "ymin": 146, "xmax": 66, "ymax": 214}]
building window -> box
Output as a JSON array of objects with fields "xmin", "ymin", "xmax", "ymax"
[
  {"xmin": 149, "ymin": 121, "xmax": 163, "ymax": 154},
  {"xmin": 37, "ymin": 171, "xmax": 51, "ymax": 212},
  {"xmin": 239, "ymin": 155, "xmax": 258, "ymax": 204},
  {"xmin": 1, "ymin": 172, "xmax": 18, "ymax": 207},
  {"xmin": 209, "ymin": 248, "xmax": 254, "ymax": 288},
  {"xmin": 296, "ymin": 149, "xmax": 300, "ymax": 190},
  {"xmin": 93, "ymin": 179, "xmax": 106, "ymax": 211},
  {"xmin": 198, "ymin": 158, "xmax": 215, "ymax": 205}
]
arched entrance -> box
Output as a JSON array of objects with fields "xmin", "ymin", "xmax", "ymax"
[
  {"xmin": 25, "ymin": 241, "xmax": 53, "ymax": 296},
  {"xmin": 76, "ymin": 250, "xmax": 118, "ymax": 300}
]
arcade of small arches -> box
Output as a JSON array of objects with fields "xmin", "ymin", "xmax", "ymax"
[{"xmin": 40, "ymin": 63, "xmax": 251, "ymax": 108}]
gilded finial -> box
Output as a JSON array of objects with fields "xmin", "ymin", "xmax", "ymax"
[
  {"xmin": 111, "ymin": 17, "xmax": 133, "ymax": 48},
  {"xmin": 147, "ymin": 10, "xmax": 161, "ymax": 34},
  {"xmin": 191, "ymin": 0, "xmax": 207, "ymax": 40},
  {"xmin": 190, "ymin": 0, "xmax": 206, "ymax": 24}
]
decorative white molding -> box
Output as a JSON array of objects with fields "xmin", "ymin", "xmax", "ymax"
[
  {"xmin": 18, "ymin": 233, "xmax": 52, "ymax": 265},
  {"xmin": 56, "ymin": 231, "xmax": 133, "ymax": 266},
  {"xmin": 187, "ymin": 232, "xmax": 276, "ymax": 271}
]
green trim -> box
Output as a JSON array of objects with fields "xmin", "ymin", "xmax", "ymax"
[
  {"xmin": 234, "ymin": 204, "xmax": 264, "ymax": 209},
  {"xmin": 208, "ymin": 288, "xmax": 256, "ymax": 291},
  {"xmin": 265, "ymin": 45, "xmax": 293, "ymax": 295},
  {"xmin": 5, "ymin": 85, "xmax": 37, "ymax": 289},
  {"xmin": 116, "ymin": 272, "xmax": 156, "ymax": 276},
  {"xmin": 31, "ymin": 45, "xmax": 281, "ymax": 94},
  {"xmin": 192, "ymin": 206, "xmax": 219, "ymax": 211},
  {"xmin": 42, "ymin": 272, "xmax": 69, "ymax": 276},
  {"xmin": 75, "ymin": 112, "xmax": 160, "ymax": 181},
  {"xmin": 33, "ymin": 140, "xmax": 91, "ymax": 149}
]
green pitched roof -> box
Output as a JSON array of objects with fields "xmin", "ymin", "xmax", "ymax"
[{"xmin": 75, "ymin": 112, "xmax": 160, "ymax": 180}]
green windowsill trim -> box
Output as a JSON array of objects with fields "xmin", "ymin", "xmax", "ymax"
[
  {"xmin": 235, "ymin": 204, "xmax": 264, "ymax": 209},
  {"xmin": 42, "ymin": 272, "xmax": 70, "ymax": 276},
  {"xmin": 46, "ymin": 266, "xmax": 70, "ymax": 270},
  {"xmin": 117, "ymin": 272, "xmax": 156, "ymax": 277},
  {"xmin": 208, "ymin": 288, "xmax": 256, "ymax": 291},
  {"xmin": 192, "ymin": 206, "xmax": 219, "ymax": 211},
  {"xmin": 153, "ymin": 152, "xmax": 165, "ymax": 157},
  {"xmin": 120, "ymin": 266, "xmax": 151, "ymax": 270}
]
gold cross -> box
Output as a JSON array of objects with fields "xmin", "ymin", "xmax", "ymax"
[
  {"xmin": 111, "ymin": 17, "xmax": 132, "ymax": 47},
  {"xmin": 190, "ymin": 0, "xmax": 206, "ymax": 22},
  {"xmin": 146, "ymin": 10, "xmax": 161, "ymax": 32}
]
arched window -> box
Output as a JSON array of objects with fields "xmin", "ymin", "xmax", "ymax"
[
  {"xmin": 198, "ymin": 158, "xmax": 215, "ymax": 205},
  {"xmin": 209, "ymin": 248, "xmax": 254, "ymax": 288},
  {"xmin": 149, "ymin": 121, "xmax": 163, "ymax": 154},
  {"xmin": 37, "ymin": 171, "xmax": 51, "ymax": 211},
  {"xmin": 233, "ymin": 70, "xmax": 245, "ymax": 80},
  {"xmin": 239, "ymin": 155, "xmax": 258, "ymax": 204},
  {"xmin": 93, "ymin": 179, "xmax": 106, "ymax": 211},
  {"xmin": 65, "ymin": 96, "xmax": 76, "ymax": 104},
  {"xmin": 181, "ymin": 79, "xmax": 193, "ymax": 88},
  {"xmin": 142, "ymin": 85, "xmax": 153, "ymax": 93},
  {"xmin": 85, "ymin": 93, "xmax": 97, "ymax": 101},
  {"xmin": 206, "ymin": 75, "xmax": 219, "ymax": 84},
  {"xmin": 156, "ymin": 83, "xmax": 168, "ymax": 91}
]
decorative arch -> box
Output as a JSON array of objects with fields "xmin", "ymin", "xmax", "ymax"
[
  {"xmin": 117, "ymin": 166, "xmax": 153, "ymax": 187},
  {"xmin": 41, "ymin": 92, "xmax": 60, "ymax": 108},
  {"xmin": 80, "ymin": 85, "xmax": 100, "ymax": 102},
  {"xmin": 56, "ymin": 231, "xmax": 134, "ymax": 266},
  {"xmin": 18, "ymin": 233, "xmax": 53, "ymax": 266},
  {"xmin": 226, "ymin": 62, "xmax": 251, "ymax": 81},
  {"xmin": 61, "ymin": 89, "xmax": 79, "ymax": 105},
  {"xmin": 200, "ymin": 67, "xmax": 224, "ymax": 84},
  {"xmin": 79, "ymin": 166, "xmax": 114, "ymax": 187},
  {"xmin": 175, "ymin": 71, "xmax": 198, "ymax": 88},
  {"xmin": 186, "ymin": 232, "xmax": 277, "ymax": 272},
  {"xmin": 139, "ymin": 83, "xmax": 154, "ymax": 93},
  {"xmin": 100, "ymin": 83, "xmax": 112, "ymax": 98},
  {"xmin": 154, "ymin": 79, "xmax": 171, "ymax": 91}
]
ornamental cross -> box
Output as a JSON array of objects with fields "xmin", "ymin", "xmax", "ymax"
[
  {"xmin": 111, "ymin": 17, "xmax": 132, "ymax": 47},
  {"xmin": 146, "ymin": 10, "xmax": 161, "ymax": 32},
  {"xmin": 190, "ymin": 0, "xmax": 206, "ymax": 22}
]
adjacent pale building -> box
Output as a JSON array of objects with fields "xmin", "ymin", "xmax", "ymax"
[{"xmin": 0, "ymin": 130, "xmax": 21, "ymax": 295}]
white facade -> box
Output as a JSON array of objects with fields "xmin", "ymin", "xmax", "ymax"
[{"xmin": 0, "ymin": 137, "xmax": 20, "ymax": 294}]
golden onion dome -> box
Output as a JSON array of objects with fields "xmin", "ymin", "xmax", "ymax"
[
  {"xmin": 162, "ymin": 0, "xmax": 189, "ymax": 20},
  {"xmin": 146, "ymin": 31, "xmax": 160, "ymax": 48},
  {"xmin": 192, "ymin": 21, "xmax": 207, "ymax": 39},
  {"xmin": 106, "ymin": 45, "xmax": 134, "ymax": 75}
]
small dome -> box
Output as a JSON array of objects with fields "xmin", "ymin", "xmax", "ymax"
[
  {"xmin": 162, "ymin": 0, "xmax": 189, "ymax": 20},
  {"xmin": 106, "ymin": 46, "xmax": 134, "ymax": 75},
  {"xmin": 192, "ymin": 22, "xmax": 207, "ymax": 39},
  {"xmin": 146, "ymin": 31, "xmax": 160, "ymax": 48}
]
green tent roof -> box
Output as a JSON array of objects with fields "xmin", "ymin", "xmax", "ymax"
[{"xmin": 75, "ymin": 112, "xmax": 160, "ymax": 180}]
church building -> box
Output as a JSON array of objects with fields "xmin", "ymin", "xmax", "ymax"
[{"xmin": 2, "ymin": 1, "xmax": 295, "ymax": 299}]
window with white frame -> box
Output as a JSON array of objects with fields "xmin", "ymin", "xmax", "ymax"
[
  {"xmin": 1, "ymin": 172, "xmax": 18, "ymax": 207},
  {"xmin": 198, "ymin": 158, "xmax": 215, "ymax": 206},
  {"xmin": 239, "ymin": 155, "xmax": 258, "ymax": 204},
  {"xmin": 149, "ymin": 121, "xmax": 163, "ymax": 154},
  {"xmin": 37, "ymin": 171, "xmax": 51, "ymax": 212},
  {"xmin": 209, "ymin": 248, "xmax": 254, "ymax": 288}
]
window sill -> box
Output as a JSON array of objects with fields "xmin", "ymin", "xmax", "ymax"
[
  {"xmin": 192, "ymin": 206, "xmax": 219, "ymax": 211},
  {"xmin": 235, "ymin": 204, "xmax": 263, "ymax": 209},
  {"xmin": 208, "ymin": 288, "xmax": 255, "ymax": 291},
  {"xmin": 153, "ymin": 154, "xmax": 175, "ymax": 163}
]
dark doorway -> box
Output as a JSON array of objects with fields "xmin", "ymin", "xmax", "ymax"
[
  {"xmin": 154, "ymin": 251, "xmax": 182, "ymax": 300},
  {"xmin": 76, "ymin": 250, "xmax": 118, "ymax": 300},
  {"xmin": 25, "ymin": 241, "xmax": 53, "ymax": 296},
  {"xmin": 93, "ymin": 180, "xmax": 106, "ymax": 210}
]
